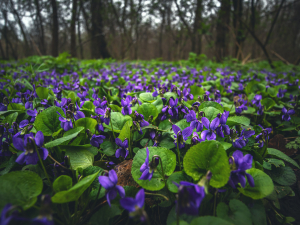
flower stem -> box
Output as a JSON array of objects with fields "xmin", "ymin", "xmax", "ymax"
[
  {"xmin": 144, "ymin": 192, "xmax": 169, "ymax": 201},
  {"xmin": 35, "ymin": 144, "xmax": 52, "ymax": 188},
  {"xmin": 110, "ymin": 118, "xmax": 116, "ymax": 139},
  {"xmin": 176, "ymin": 144, "xmax": 182, "ymax": 171}
]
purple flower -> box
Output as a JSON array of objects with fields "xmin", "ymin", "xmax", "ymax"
[
  {"xmin": 14, "ymin": 131, "xmax": 48, "ymax": 165},
  {"xmin": 191, "ymin": 132, "xmax": 203, "ymax": 145},
  {"xmin": 277, "ymin": 88, "xmax": 286, "ymax": 98},
  {"xmin": 228, "ymin": 150, "xmax": 254, "ymax": 188},
  {"xmin": 173, "ymin": 181, "xmax": 205, "ymax": 215},
  {"xmin": 19, "ymin": 119, "xmax": 29, "ymax": 128},
  {"xmin": 177, "ymin": 88, "xmax": 193, "ymax": 101},
  {"xmin": 121, "ymin": 96, "xmax": 132, "ymax": 115},
  {"xmin": 186, "ymin": 110, "xmax": 203, "ymax": 132},
  {"xmin": 95, "ymin": 107, "xmax": 111, "ymax": 125},
  {"xmin": 252, "ymin": 95, "xmax": 262, "ymax": 107},
  {"xmin": 115, "ymin": 138, "xmax": 129, "ymax": 159},
  {"xmin": 255, "ymin": 125, "xmax": 272, "ymax": 148},
  {"xmin": 139, "ymin": 147, "xmax": 159, "ymax": 181},
  {"xmin": 27, "ymin": 109, "xmax": 38, "ymax": 123},
  {"xmin": 98, "ymin": 169, "xmax": 125, "ymax": 206},
  {"xmin": 56, "ymin": 112, "xmax": 73, "ymax": 131},
  {"xmin": 216, "ymin": 111, "xmax": 230, "ymax": 138},
  {"xmin": 282, "ymin": 107, "xmax": 295, "ymax": 121},
  {"xmin": 173, "ymin": 125, "xmax": 193, "ymax": 149},
  {"xmin": 134, "ymin": 111, "xmax": 149, "ymax": 134},
  {"xmin": 120, "ymin": 189, "xmax": 147, "ymax": 222},
  {"xmin": 0, "ymin": 204, "xmax": 20, "ymax": 225},
  {"xmin": 232, "ymin": 129, "xmax": 255, "ymax": 148},
  {"xmin": 73, "ymin": 103, "xmax": 85, "ymax": 120},
  {"xmin": 257, "ymin": 105, "xmax": 264, "ymax": 116},
  {"xmin": 162, "ymin": 97, "xmax": 178, "ymax": 119},
  {"xmin": 90, "ymin": 135, "xmax": 106, "ymax": 148},
  {"xmin": 201, "ymin": 117, "xmax": 220, "ymax": 140}
]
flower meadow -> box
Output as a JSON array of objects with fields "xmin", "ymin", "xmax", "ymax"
[{"xmin": 0, "ymin": 55, "xmax": 300, "ymax": 225}]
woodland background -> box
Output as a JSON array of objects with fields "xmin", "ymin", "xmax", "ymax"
[{"xmin": 0, "ymin": 0, "xmax": 299, "ymax": 65}]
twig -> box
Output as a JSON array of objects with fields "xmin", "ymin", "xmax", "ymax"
[{"xmin": 271, "ymin": 50, "xmax": 290, "ymax": 65}]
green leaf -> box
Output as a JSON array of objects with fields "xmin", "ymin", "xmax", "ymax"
[
  {"xmin": 238, "ymin": 168, "xmax": 274, "ymax": 199},
  {"xmin": 183, "ymin": 140, "xmax": 231, "ymax": 188},
  {"xmin": 152, "ymin": 98, "xmax": 164, "ymax": 113},
  {"xmin": 0, "ymin": 155, "xmax": 17, "ymax": 175},
  {"xmin": 139, "ymin": 92, "xmax": 157, "ymax": 102},
  {"xmin": 137, "ymin": 103, "xmax": 159, "ymax": 121},
  {"xmin": 164, "ymin": 92, "xmax": 178, "ymax": 101},
  {"xmin": 220, "ymin": 141, "xmax": 232, "ymax": 151},
  {"xmin": 261, "ymin": 98, "xmax": 276, "ymax": 111},
  {"xmin": 245, "ymin": 80, "xmax": 266, "ymax": 95},
  {"xmin": 34, "ymin": 106, "xmax": 65, "ymax": 136},
  {"xmin": 0, "ymin": 171, "xmax": 43, "ymax": 211},
  {"xmin": 88, "ymin": 204, "xmax": 123, "ymax": 225},
  {"xmin": 45, "ymin": 127, "xmax": 84, "ymax": 148},
  {"xmin": 269, "ymin": 166, "xmax": 296, "ymax": 186},
  {"xmin": 217, "ymin": 199, "xmax": 252, "ymax": 225},
  {"xmin": 100, "ymin": 141, "xmax": 117, "ymax": 156},
  {"xmin": 198, "ymin": 102, "xmax": 224, "ymax": 121},
  {"xmin": 104, "ymin": 112, "xmax": 132, "ymax": 133},
  {"xmin": 82, "ymin": 101, "xmax": 95, "ymax": 112},
  {"xmin": 109, "ymin": 104, "xmax": 121, "ymax": 112},
  {"xmin": 190, "ymin": 85, "xmax": 205, "ymax": 98},
  {"xmin": 65, "ymin": 147, "xmax": 94, "ymax": 170},
  {"xmin": 51, "ymin": 172, "xmax": 99, "ymax": 203},
  {"xmin": 0, "ymin": 110, "xmax": 23, "ymax": 117},
  {"xmin": 190, "ymin": 216, "xmax": 233, "ymax": 225},
  {"xmin": 167, "ymin": 171, "xmax": 191, "ymax": 193},
  {"xmin": 4, "ymin": 112, "xmax": 18, "ymax": 126},
  {"xmin": 131, "ymin": 147, "xmax": 176, "ymax": 191},
  {"xmin": 53, "ymin": 175, "xmax": 73, "ymax": 193},
  {"xmin": 118, "ymin": 121, "xmax": 131, "ymax": 141},
  {"xmin": 67, "ymin": 91, "xmax": 76, "ymax": 103},
  {"xmin": 267, "ymin": 87, "xmax": 278, "ymax": 97},
  {"xmin": 266, "ymin": 158, "xmax": 285, "ymax": 167},
  {"xmin": 174, "ymin": 119, "xmax": 190, "ymax": 131},
  {"xmin": 226, "ymin": 116, "xmax": 250, "ymax": 127},
  {"xmin": 75, "ymin": 117, "xmax": 97, "ymax": 133},
  {"xmin": 35, "ymin": 86, "xmax": 49, "ymax": 99},
  {"xmin": 249, "ymin": 202, "xmax": 267, "ymax": 225},
  {"xmin": 267, "ymin": 148, "xmax": 299, "ymax": 169},
  {"xmin": 7, "ymin": 103, "xmax": 25, "ymax": 111}
]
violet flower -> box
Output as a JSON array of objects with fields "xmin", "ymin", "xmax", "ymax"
[
  {"xmin": 121, "ymin": 96, "xmax": 132, "ymax": 115},
  {"xmin": 277, "ymin": 88, "xmax": 286, "ymax": 98},
  {"xmin": 162, "ymin": 97, "xmax": 178, "ymax": 119},
  {"xmin": 201, "ymin": 117, "xmax": 220, "ymax": 140},
  {"xmin": 255, "ymin": 125, "xmax": 272, "ymax": 148},
  {"xmin": 120, "ymin": 189, "xmax": 147, "ymax": 222},
  {"xmin": 191, "ymin": 132, "xmax": 203, "ymax": 145},
  {"xmin": 0, "ymin": 204, "xmax": 21, "ymax": 225},
  {"xmin": 14, "ymin": 131, "xmax": 48, "ymax": 165},
  {"xmin": 216, "ymin": 111, "xmax": 230, "ymax": 138},
  {"xmin": 57, "ymin": 111, "xmax": 73, "ymax": 131},
  {"xmin": 139, "ymin": 147, "xmax": 159, "ymax": 181},
  {"xmin": 98, "ymin": 169, "xmax": 125, "ymax": 206},
  {"xmin": 27, "ymin": 109, "xmax": 38, "ymax": 123},
  {"xmin": 232, "ymin": 129, "xmax": 255, "ymax": 149},
  {"xmin": 115, "ymin": 138, "xmax": 129, "ymax": 159},
  {"xmin": 95, "ymin": 107, "xmax": 111, "ymax": 125},
  {"xmin": 173, "ymin": 181, "xmax": 205, "ymax": 215},
  {"xmin": 252, "ymin": 95, "xmax": 262, "ymax": 107},
  {"xmin": 282, "ymin": 107, "xmax": 295, "ymax": 121},
  {"xmin": 90, "ymin": 134, "xmax": 106, "ymax": 148},
  {"xmin": 186, "ymin": 110, "xmax": 203, "ymax": 132},
  {"xmin": 228, "ymin": 150, "xmax": 254, "ymax": 188},
  {"xmin": 172, "ymin": 124, "xmax": 193, "ymax": 149}
]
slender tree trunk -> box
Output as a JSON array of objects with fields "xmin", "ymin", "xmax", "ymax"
[
  {"xmin": 77, "ymin": 19, "xmax": 83, "ymax": 59},
  {"xmin": 90, "ymin": 0, "xmax": 110, "ymax": 58},
  {"xmin": 51, "ymin": 0, "xmax": 59, "ymax": 57},
  {"xmin": 216, "ymin": 0, "xmax": 231, "ymax": 61},
  {"xmin": 0, "ymin": 40, "xmax": 6, "ymax": 60},
  {"xmin": 193, "ymin": 0, "xmax": 202, "ymax": 54},
  {"xmin": 250, "ymin": 0, "xmax": 256, "ymax": 58},
  {"xmin": 34, "ymin": 0, "xmax": 46, "ymax": 55},
  {"xmin": 159, "ymin": 8, "xmax": 166, "ymax": 58},
  {"xmin": 70, "ymin": 0, "xmax": 78, "ymax": 57}
]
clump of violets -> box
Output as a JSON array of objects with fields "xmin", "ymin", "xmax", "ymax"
[
  {"xmin": 173, "ymin": 181, "xmax": 206, "ymax": 215},
  {"xmin": 120, "ymin": 189, "xmax": 148, "ymax": 223},
  {"xmin": 14, "ymin": 131, "xmax": 48, "ymax": 165},
  {"xmin": 281, "ymin": 107, "xmax": 295, "ymax": 121},
  {"xmin": 98, "ymin": 169, "xmax": 125, "ymax": 206},
  {"xmin": 216, "ymin": 111, "xmax": 230, "ymax": 137},
  {"xmin": 255, "ymin": 125, "xmax": 272, "ymax": 148},
  {"xmin": 162, "ymin": 97, "xmax": 178, "ymax": 120},
  {"xmin": 115, "ymin": 138, "xmax": 129, "ymax": 159},
  {"xmin": 185, "ymin": 110, "xmax": 203, "ymax": 132},
  {"xmin": 172, "ymin": 124, "xmax": 193, "ymax": 149},
  {"xmin": 139, "ymin": 147, "xmax": 159, "ymax": 181},
  {"xmin": 228, "ymin": 150, "xmax": 255, "ymax": 188}
]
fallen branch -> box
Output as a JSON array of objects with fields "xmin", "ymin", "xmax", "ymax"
[{"xmin": 271, "ymin": 50, "xmax": 290, "ymax": 65}]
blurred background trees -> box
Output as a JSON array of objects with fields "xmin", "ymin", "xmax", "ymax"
[{"xmin": 0, "ymin": 0, "xmax": 299, "ymax": 64}]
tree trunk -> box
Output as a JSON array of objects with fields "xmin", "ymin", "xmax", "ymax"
[
  {"xmin": 233, "ymin": 0, "xmax": 244, "ymax": 58},
  {"xmin": 90, "ymin": 0, "xmax": 110, "ymax": 59},
  {"xmin": 34, "ymin": 0, "xmax": 46, "ymax": 55},
  {"xmin": 250, "ymin": 0, "xmax": 256, "ymax": 58},
  {"xmin": 193, "ymin": 0, "xmax": 202, "ymax": 54},
  {"xmin": 77, "ymin": 18, "xmax": 83, "ymax": 59},
  {"xmin": 70, "ymin": 0, "xmax": 78, "ymax": 57},
  {"xmin": 216, "ymin": 0, "xmax": 231, "ymax": 61},
  {"xmin": 0, "ymin": 40, "xmax": 6, "ymax": 60},
  {"xmin": 51, "ymin": 0, "xmax": 59, "ymax": 57}
]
